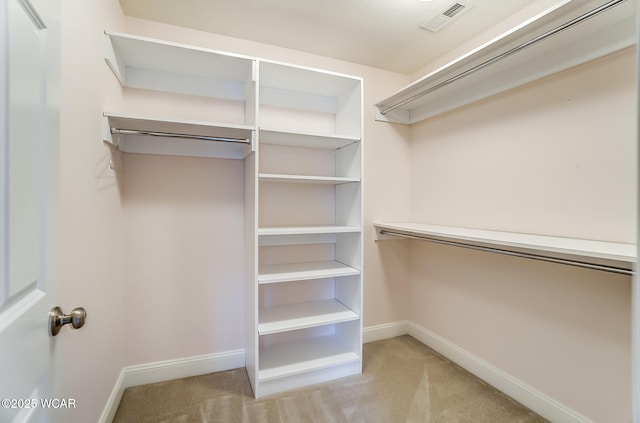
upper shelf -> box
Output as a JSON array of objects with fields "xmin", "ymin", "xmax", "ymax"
[
  {"xmin": 259, "ymin": 60, "xmax": 363, "ymax": 138},
  {"xmin": 259, "ymin": 128, "xmax": 360, "ymax": 150},
  {"xmin": 374, "ymin": 222, "xmax": 635, "ymax": 275},
  {"xmin": 375, "ymin": 0, "xmax": 636, "ymax": 124},
  {"xmin": 103, "ymin": 113, "xmax": 254, "ymax": 159},
  {"xmin": 104, "ymin": 31, "xmax": 255, "ymax": 101}
]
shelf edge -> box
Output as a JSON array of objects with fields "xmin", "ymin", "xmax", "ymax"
[{"xmin": 374, "ymin": 222, "xmax": 635, "ymax": 275}]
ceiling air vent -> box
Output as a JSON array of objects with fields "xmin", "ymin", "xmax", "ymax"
[{"xmin": 420, "ymin": 1, "xmax": 475, "ymax": 33}]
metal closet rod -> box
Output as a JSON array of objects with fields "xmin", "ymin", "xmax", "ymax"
[
  {"xmin": 379, "ymin": 0, "xmax": 627, "ymax": 115},
  {"xmin": 110, "ymin": 128, "xmax": 251, "ymax": 144},
  {"xmin": 378, "ymin": 230, "xmax": 634, "ymax": 276}
]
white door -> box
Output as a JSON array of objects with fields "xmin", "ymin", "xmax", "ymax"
[{"xmin": 0, "ymin": 0, "xmax": 61, "ymax": 422}]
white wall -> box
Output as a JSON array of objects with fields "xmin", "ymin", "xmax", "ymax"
[
  {"xmin": 407, "ymin": 48, "xmax": 636, "ymax": 422},
  {"xmin": 122, "ymin": 155, "xmax": 246, "ymax": 363},
  {"xmin": 57, "ymin": 0, "xmax": 126, "ymax": 422},
  {"xmin": 410, "ymin": 49, "xmax": 636, "ymax": 241}
]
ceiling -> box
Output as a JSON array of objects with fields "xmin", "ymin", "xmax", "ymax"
[{"xmin": 118, "ymin": 0, "xmax": 537, "ymax": 74}]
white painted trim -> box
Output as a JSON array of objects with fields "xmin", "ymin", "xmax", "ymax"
[
  {"xmin": 362, "ymin": 321, "xmax": 409, "ymax": 343},
  {"xmin": 406, "ymin": 321, "xmax": 592, "ymax": 423},
  {"xmin": 99, "ymin": 349, "xmax": 245, "ymax": 422},
  {"xmin": 97, "ymin": 369, "xmax": 125, "ymax": 423},
  {"xmin": 123, "ymin": 349, "xmax": 245, "ymax": 388},
  {"xmin": 99, "ymin": 326, "xmax": 591, "ymax": 423}
]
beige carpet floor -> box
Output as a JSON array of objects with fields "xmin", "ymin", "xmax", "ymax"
[{"xmin": 113, "ymin": 335, "xmax": 548, "ymax": 422}]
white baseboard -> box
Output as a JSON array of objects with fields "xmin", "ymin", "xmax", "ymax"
[
  {"xmin": 406, "ymin": 321, "xmax": 592, "ymax": 423},
  {"xmin": 100, "ymin": 324, "xmax": 590, "ymax": 423},
  {"xmin": 363, "ymin": 320, "xmax": 409, "ymax": 343},
  {"xmin": 99, "ymin": 349, "xmax": 245, "ymax": 422},
  {"xmin": 98, "ymin": 369, "xmax": 125, "ymax": 423},
  {"xmin": 123, "ymin": 349, "xmax": 245, "ymax": 388}
]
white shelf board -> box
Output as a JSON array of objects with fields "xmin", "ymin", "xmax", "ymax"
[
  {"xmin": 259, "ymin": 225, "xmax": 360, "ymax": 236},
  {"xmin": 103, "ymin": 113, "xmax": 254, "ymax": 159},
  {"xmin": 259, "ymin": 173, "xmax": 360, "ymax": 184},
  {"xmin": 258, "ymin": 226, "xmax": 362, "ymax": 248},
  {"xmin": 375, "ymin": 0, "xmax": 636, "ymax": 124},
  {"xmin": 259, "ymin": 128, "xmax": 359, "ymax": 150},
  {"xmin": 104, "ymin": 113, "xmax": 254, "ymax": 138},
  {"xmin": 258, "ymin": 299, "xmax": 359, "ymax": 335},
  {"xmin": 258, "ymin": 261, "xmax": 361, "ymax": 284},
  {"xmin": 258, "ymin": 334, "xmax": 360, "ymax": 382},
  {"xmin": 374, "ymin": 222, "xmax": 636, "ymax": 270},
  {"xmin": 104, "ymin": 31, "xmax": 254, "ymax": 100},
  {"xmin": 259, "ymin": 59, "xmax": 362, "ymax": 99}
]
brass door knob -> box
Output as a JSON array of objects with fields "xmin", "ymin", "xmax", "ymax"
[{"xmin": 49, "ymin": 306, "xmax": 87, "ymax": 336}]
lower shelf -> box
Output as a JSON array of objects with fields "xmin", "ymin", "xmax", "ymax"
[
  {"xmin": 258, "ymin": 299, "xmax": 359, "ymax": 335},
  {"xmin": 258, "ymin": 334, "xmax": 360, "ymax": 382},
  {"xmin": 258, "ymin": 260, "xmax": 361, "ymax": 284}
]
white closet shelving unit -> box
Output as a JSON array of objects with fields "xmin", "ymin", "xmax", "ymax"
[
  {"xmin": 248, "ymin": 60, "xmax": 363, "ymax": 398},
  {"xmin": 375, "ymin": 0, "xmax": 636, "ymax": 124},
  {"xmin": 103, "ymin": 31, "xmax": 363, "ymax": 399}
]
